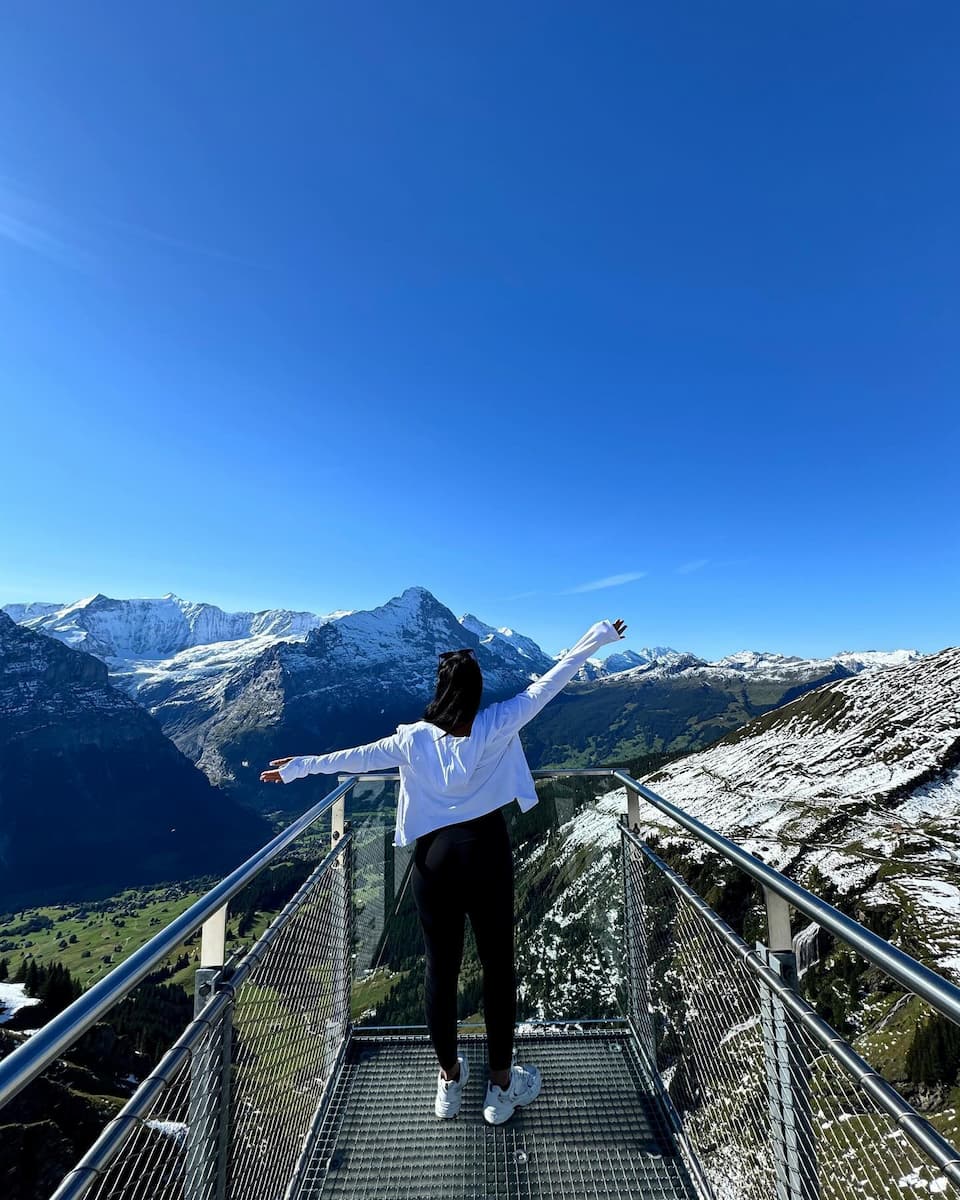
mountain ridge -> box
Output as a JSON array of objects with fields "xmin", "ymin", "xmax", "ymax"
[{"xmin": 3, "ymin": 590, "xmax": 922, "ymax": 682}]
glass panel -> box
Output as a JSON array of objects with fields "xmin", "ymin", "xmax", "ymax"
[{"xmin": 351, "ymin": 774, "xmax": 628, "ymax": 1030}]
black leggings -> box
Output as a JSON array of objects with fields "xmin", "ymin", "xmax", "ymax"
[{"xmin": 411, "ymin": 806, "xmax": 516, "ymax": 1073}]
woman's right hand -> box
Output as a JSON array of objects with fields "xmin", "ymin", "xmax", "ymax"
[
  {"xmin": 612, "ymin": 618, "xmax": 627, "ymax": 639},
  {"xmin": 261, "ymin": 756, "xmax": 295, "ymax": 785}
]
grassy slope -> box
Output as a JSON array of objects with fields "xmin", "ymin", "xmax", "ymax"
[{"xmin": 1, "ymin": 888, "xmax": 207, "ymax": 993}]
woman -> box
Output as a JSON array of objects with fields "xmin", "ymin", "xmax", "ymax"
[{"xmin": 261, "ymin": 616, "xmax": 627, "ymax": 1124}]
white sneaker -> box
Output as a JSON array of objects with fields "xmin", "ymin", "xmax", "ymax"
[
  {"xmin": 482, "ymin": 1064, "xmax": 541, "ymax": 1125},
  {"xmin": 435, "ymin": 1054, "xmax": 469, "ymax": 1119}
]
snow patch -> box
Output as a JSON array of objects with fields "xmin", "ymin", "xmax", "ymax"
[{"xmin": 0, "ymin": 982, "xmax": 42, "ymax": 1024}]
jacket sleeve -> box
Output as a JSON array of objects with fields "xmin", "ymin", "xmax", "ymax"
[
  {"xmin": 482, "ymin": 620, "xmax": 622, "ymax": 741},
  {"xmin": 278, "ymin": 732, "xmax": 408, "ymax": 783}
]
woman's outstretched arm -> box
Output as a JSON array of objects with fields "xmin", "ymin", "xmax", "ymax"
[
  {"xmin": 482, "ymin": 618, "xmax": 626, "ymax": 741},
  {"xmin": 261, "ymin": 731, "xmax": 408, "ymax": 784}
]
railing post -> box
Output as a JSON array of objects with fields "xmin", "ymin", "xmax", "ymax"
[
  {"xmin": 764, "ymin": 886, "xmax": 793, "ymax": 954},
  {"xmin": 759, "ymin": 888, "xmax": 818, "ymax": 1200},
  {"xmin": 329, "ymin": 790, "xmax": 349, "ymax": 1074},
  {"xmin": 383, "ymin": 822, "xmax": 396, "ymax": 923},
  {"xmin": 626, "ymin": 784, "xmax": 641, "ymax": 832},
  {"xmin": 199, "ymin": 907, "xmax": 227, "ymax": 969},
  {"xmin": 186, "ymin": 906, "xmax": 233, "ymax": 1200}
]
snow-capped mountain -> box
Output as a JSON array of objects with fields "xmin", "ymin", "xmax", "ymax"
[
  {"xmin": 6, "ymin": 593, "xmax": 335, "ymax": 662},
  {"xmin": 709, "ymin": 647, "xmax": 924, "ymax": 680},
  {"xmin": 608, "ymin": 647, "xmax": 924, "ymax": 685},
  {"xmin": 2, "ymin": 590, "xmax": 562, "ymax": 800},
  {"xmin": 521, "ymin": 641, "xmax": 928, "ymax": 773},
  {"xmin": 0, "ymin": 602, "xmax": 63, "ymax": 624},
  {"xmin": 459, "ymin": 613, "xmax": 554, "ymax": 673},
  {"xmin": 570, "ymin": 645, "xmax": 923, "ymax": 685},
  {"xmin": 3, "ymin": 593, "xmax": 551, "ymax": 683},
  {"xmin": 603, "ymin": 648, "xmax": 662, "ymax": 673},
  {"xmin": 4, "ymin": 592, "xmax": 921, "ymax": 692},
  {"xmin": 496, "ymin": 645, "xmax": 960, "ymax": 1034},
  {"xmin": 642, "ymin": 646, "xmax": 959, "ymax": 827},
  {"xmin": 569, "ymin": 645, "xmax": 686, "ymax": 680},
  {"xmin": 585, "ymin": 646, "xmax": 689, "ymax": 677}
]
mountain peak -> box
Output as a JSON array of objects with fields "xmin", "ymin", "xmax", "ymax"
[
  {"xmin": 378, "ymin": 586, "xmax": 444, "ymax": 618},
  {"xmin": 63, "ymin": 592, "xmax": 115, "ymax": 612},
  {"xmin": 383, "ymin": 585, "xmax": 437, "ymax": 612}
]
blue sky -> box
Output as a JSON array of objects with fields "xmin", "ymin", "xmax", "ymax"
[{"xmin": 1, "ymin": 3, "xmax": 957, "ymax": 659}]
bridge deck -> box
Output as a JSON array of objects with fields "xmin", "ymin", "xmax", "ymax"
[{"xmin": 295, "ymin": 1026, "xmax": 698, "ymax": 1200}]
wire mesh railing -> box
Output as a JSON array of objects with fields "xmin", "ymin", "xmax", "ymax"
[
  {"xmin": 55, "ymin": 993, "xmax": 233, "ymax": 1200},
  {"xmin": 48, "ymin": 834, "xmax": 353, "ymax": 1200},
  {"xmin": 622, "ymin": 825, "xmax": 960, "ymax": 1200},
  {"xmin": 229, "ymin": 841, "xmax": 352, "ymax": 1200}
]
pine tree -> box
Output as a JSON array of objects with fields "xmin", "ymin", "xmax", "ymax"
[{"xmin": 24, "ymin": 959, "xmax": 40, "ymax": 995}]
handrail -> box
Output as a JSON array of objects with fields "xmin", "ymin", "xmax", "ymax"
[
  {"xmin": 337, "ymin": 769, "xmax": 617, "ymax": 782},
  {"xmin": 614, "ymin": 770, "xmax": 960, "ymax": 1028},
  {"xmin": 531, "ymin": 769, "xmax": 619, "ymax": 777},
  {"xmin": 0, "ymin": 776, "xmax": 357, "ymax": 1111}
]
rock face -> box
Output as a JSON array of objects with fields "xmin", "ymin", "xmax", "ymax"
[
  {"xmin": 641, "ymin": 646, "xmax": 960, "ymax": 976},
  {"xmin": 0, "ymin": 612, "xmax": 269, "ymax": 909}
]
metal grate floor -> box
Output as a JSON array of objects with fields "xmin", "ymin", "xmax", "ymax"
[{"xmin": 295, "ymin": 1028, "xmax": 698, "ymax": 1200}]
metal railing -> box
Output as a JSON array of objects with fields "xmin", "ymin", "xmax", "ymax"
[
  {"xmin": 1, "ymin": 766, "xmax": 959, "ymax": 1200},
  {"xmin": 49, "ymin": 836, "xmax": 352, "ymax": 1200},
  {"xmin": 613, "ymin": 770, "xmax": 960, "ymax": 1029},
  {"xmin": 616, "ymin": 775, "xmax": 960, "ymax": 1200},
  {"xmin": 0, "ymin": 776, "xmax": 356, "ymax": 1200}
]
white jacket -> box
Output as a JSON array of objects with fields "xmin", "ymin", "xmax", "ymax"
[{"xmin": 278, "ymin": 619, "xmax": 623, "ymax": 846}]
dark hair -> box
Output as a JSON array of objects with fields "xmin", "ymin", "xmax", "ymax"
[{"xmin": 423, "ymin": 649, "xmax": 483, "ymax": 735}]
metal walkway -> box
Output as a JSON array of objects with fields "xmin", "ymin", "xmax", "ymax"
[{"xmin": 296, "ymin": 1028, "xmax": 696, "ymax": 1200}]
